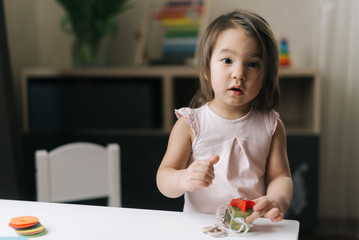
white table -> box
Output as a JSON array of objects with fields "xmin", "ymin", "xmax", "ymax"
[{"xmin": 0, "ymin": 200, "xmax": 299, "ymax": 239}]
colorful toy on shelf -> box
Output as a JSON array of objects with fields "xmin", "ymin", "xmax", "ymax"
[
  {"xmin": 279, "ymin": 38, "xmax": 291, "ymax": 67},
  {"xmin": 202, "ymin": 197, "xmax": 255, "ymax": 237},
  {"xmin": 151, "ymin": 0, "xmax": 204, "ymax": 65}
]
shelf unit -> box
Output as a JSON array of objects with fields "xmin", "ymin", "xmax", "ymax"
[
  {"xmin": 278, "ymin": 68, "xmax": 321, "ymax": 134},
  {"xmin": 21, "ymin": 67, "xmax": 320, "ymax": 227},
  {"xmin": 22, "ymin": 67, "xmax": 320, "ymax": 135}
]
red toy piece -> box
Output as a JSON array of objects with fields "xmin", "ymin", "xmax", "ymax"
[{"xmin": 230, "ymin": 197, "xmax": 255, "ymax": 213}]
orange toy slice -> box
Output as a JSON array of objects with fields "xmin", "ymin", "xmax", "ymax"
[{"xmin": 9, "ymin": 216, "xmax": 39, "ymax": 229}]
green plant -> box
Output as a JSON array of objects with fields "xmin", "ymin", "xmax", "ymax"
[{"xmin": 57, "ymin": 0, "xmax": 129, "ymax": 66}]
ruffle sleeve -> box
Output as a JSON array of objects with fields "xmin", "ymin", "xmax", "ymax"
[
  {"xmin": 267, "ymin": 110, "xmax": 280, "ymax": 136},
  {"xmin": 175, "ymin": 107, "xmax": 198, "ymax": 137}
]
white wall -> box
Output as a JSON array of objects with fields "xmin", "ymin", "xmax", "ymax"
[
  {"xmin": 208, "ymin": 0, "xmax": 320, "ymax": 68},
  {"xmin": 35, "ymin": 0, "xmax": 70, "ymax": 67},
  {"xmin": 4, "ymin": 0, "xmax": 38, "ymax": 113},
  {"xmin": 4, "ymin": 0, "xmax": 321, "ymax": 69},
  {"xmin": 4, "ymin": 0, "xmax": 344, "ymax": 218},
  {"xmin": 4, "ymin": 0, "xmax": 321, "ymax": 99}
]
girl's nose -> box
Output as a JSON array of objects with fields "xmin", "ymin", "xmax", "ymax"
[{"xmin": 231, "ymin": 65, "xmax": 245, "ymax": 82}]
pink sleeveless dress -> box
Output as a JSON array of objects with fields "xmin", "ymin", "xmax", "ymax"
[{"xmin": 175, "ymin": 103, "xmax": 279, "ymax": 213}]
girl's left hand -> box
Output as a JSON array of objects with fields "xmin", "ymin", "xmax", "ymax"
[{"xmin": 245, "ymin": 196, "xmax": 284, "ymax": 224}]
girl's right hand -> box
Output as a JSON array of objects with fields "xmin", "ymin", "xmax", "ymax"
[{"xmin": 180, "ymin": 155, "xmax": 219, "ymax": 192}]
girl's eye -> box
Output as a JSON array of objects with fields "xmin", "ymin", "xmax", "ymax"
[
  {"xmin": 221, "ymin": 58, "xmax": 232, "ymax": 64},
  {"xmin": 248, "ymin": 62, "xmax": 260, "ymax": 68}
]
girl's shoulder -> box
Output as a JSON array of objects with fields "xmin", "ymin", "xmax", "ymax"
[
  {"xmin": 253, "ymin": 109, "xmax": 280, "ymax": 136},
  {"xmin": 175, "ymin": 104, "xmax": 207, "ymax": 137},
  {"xmin": 265, "ymin": 109, "xmax": 280, "ymax": 120},
  {"xmin": 253, "ymin": 108, "xmax": 279, "ymax": 119},
  {"xmin": 175, "ymin": 104, "xmax": 207, "ymax": 119}
]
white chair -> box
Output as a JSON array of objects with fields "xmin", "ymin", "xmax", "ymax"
[{"xmin": 35, "ymin": 142, "xmax": 121, "ymax": 207}]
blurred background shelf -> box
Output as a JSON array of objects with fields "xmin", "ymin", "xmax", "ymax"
[
  {"xmin": 22, "ymin": 66, "xmax": 320, "ymax": 135},
  {"xmin": 21, "ymin": 66, "xmax": 320, "ymax": 231}
]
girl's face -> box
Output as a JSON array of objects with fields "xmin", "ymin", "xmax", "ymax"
[{"xmin": 209, "ymin": 27, "xmax": 264, "ymax": 115}]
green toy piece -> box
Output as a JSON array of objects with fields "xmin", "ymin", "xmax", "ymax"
[
  {"xmin": 224, "ymin": 197, "xmax": 255, "ymax": 231},
  {"xmin": 225, "ymin": 205, "xmax": 253, "ymax": 231}
]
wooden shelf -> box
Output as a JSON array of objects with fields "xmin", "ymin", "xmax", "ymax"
[
  {"xmin": 278, "ymin": 68, "xmax": 320, "ymax": 134},
  {"xmin": 22, "ymin": 67, "xmax": 320, "ymax": 135}
]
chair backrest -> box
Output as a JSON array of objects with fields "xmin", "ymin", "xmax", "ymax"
[{"xmin": 36, "ymin": 142, "xmax": 121, "ymax": 207}]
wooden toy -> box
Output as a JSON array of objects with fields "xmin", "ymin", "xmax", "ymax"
[{"xmin": 279, "ymin": 38, "xmax": 291, "ymax": 66}]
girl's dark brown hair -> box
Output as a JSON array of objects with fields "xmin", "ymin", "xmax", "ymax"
[{"xmin": 189, "ymin": 9, "xmax": 280, "ymax": 110}]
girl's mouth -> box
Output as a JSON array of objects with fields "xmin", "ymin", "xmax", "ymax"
[{"xmin": 229, "ymin": 87, "xmax": 243, "ymax": 96}]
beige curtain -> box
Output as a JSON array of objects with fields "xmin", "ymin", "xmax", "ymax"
[{"xmin": 318, "ymin": 0, "xmax": 359, "ymax": 218}]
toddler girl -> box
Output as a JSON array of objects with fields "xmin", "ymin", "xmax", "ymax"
[{"xmin": 156, "ymin": 9, "xmax": 293, "ymax": 224}]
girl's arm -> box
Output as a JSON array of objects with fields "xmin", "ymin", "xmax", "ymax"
[
  {"xmin": 246, "ymin": 119, "xmax": 293, "ymax": 223},
  {"xmin": 156, "ymin": 117, "xmax": 219, "ymax": 198}
]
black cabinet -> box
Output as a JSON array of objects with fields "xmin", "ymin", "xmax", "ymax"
[{"xmin": 286, "ymin": 135, "xmax": 319, "ymax": 231}]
